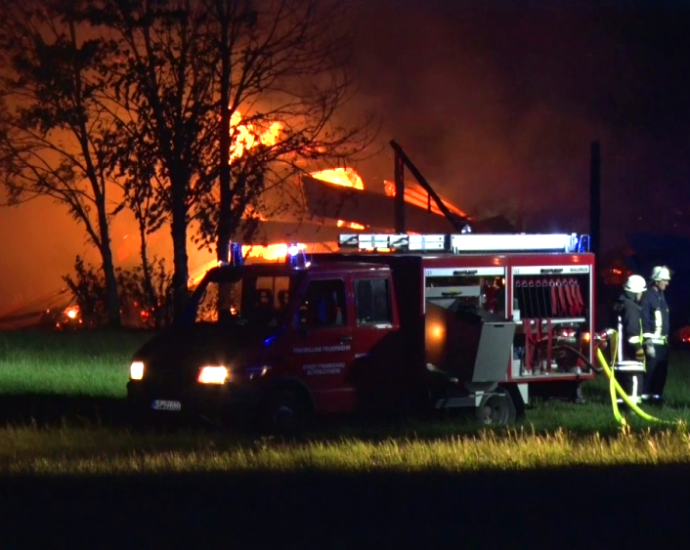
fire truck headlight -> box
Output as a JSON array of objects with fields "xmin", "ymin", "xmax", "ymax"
[
  {"xmin": 130, "ymin": 361, "xmax": 145, "ymax": 380},
  {"xmin": 198, "ymin": 366, "xmax": 230, "ymax": 384}
]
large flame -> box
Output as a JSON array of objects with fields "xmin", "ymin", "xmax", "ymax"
[
  {"xmin": 310, "ymin": 167, "xmax": 366, "ymax": 229},
  {"xmin": 310, "ymin": 167, "xmax": 364, "ymax": 190},
  {"xmin": 230, "ymin": 111, "xmax": 283, "ymax": 162}
]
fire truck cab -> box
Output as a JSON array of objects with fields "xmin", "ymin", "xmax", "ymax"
[{"xmin": 126, "ymin": 232, "xmax": 596, "ymax": 431}]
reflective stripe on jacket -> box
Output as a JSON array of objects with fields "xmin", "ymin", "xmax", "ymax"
[{"xmin": 640, "ymin": 286, "xmax": 670, "ymax": 344}]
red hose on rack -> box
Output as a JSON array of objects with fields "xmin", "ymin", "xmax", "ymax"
[
  {"xmin": 556, "ymin": 279, "xmax": 568, "ymax": 317},
  {"xmin": 571, "ymin": 278, "xmax": 585, "ymax": 316},
  {"xmin": 549, "ymin": 279, "xmax": 558, "ymax": 316},
  {"xmin": 563, "ymin": 280, "xmax": 575, "ymax": 316}
]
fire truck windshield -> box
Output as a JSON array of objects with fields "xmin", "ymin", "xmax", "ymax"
[{"xmin": 189, "ymin": 269, "xmax": 300, "ymax": 328}]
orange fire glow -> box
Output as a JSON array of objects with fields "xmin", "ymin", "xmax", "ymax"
[
  {"xmin": 384, "ymin": 180, "xmax": 467, "ymax": 218},
  {"xmin": 310, "ymin": 167, "xmax": 364, "ymax": 190},
  {"xmin": 310, "ymin": 167, "xmax": 366, "ymax": 229},
  {"xmin": 189, "ymin": 243, "xmax": 308, "ymax": 287},
  {"xmin": 242, "ymin": 243, "xmax": 307, "ymax": 262},
  {"xmin": 337, "ymin": 220, "xmax": 366, "ymax": 230},
  {"xmin": 230, "ymin": 111, "xmax": 283, "ymax": 162}
]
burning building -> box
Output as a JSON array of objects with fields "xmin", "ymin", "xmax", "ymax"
[{"xmin": 0, "ymin": 133, "xmax": 508, "ymax": 330}]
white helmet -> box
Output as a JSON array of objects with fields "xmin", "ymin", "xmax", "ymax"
[
  {"xmin": 624, "ymin": 274, "xmax": 647, "ymax": 293},
  {"xmin": 651, "ymin": 266, "xmax": 671, "ymax": 281}
]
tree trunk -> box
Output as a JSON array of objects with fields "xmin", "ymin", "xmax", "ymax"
[
  {"xmin": 215, "ymin": 0, "xmax": 232, "ymax": 266},
  {"xmin": 138, "ymin": 219, "xmax": 159, "ymax": 328},
  {"xmin": 96, "ymin": 203, "xmax": 121, "ymax": 328},
  {"xmin": 171, "ymin": 179, "xmax": 190, "ymax": 321},
  {"xmin": 101, "ymin": 242, "xmax": 121, "ymax": 328},
  {"xmin": 215, "ymin": 1, "xmax": 233, "ymax": 318}
]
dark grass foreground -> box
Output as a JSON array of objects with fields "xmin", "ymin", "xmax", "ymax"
[{"xmin": 2, "ymin": 465, "xmax": 690, "ymax": 548}]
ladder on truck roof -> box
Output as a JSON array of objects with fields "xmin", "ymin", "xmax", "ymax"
[{"xmin": 338, "ymin": 233, "xmax": 591, "ymax": 254}]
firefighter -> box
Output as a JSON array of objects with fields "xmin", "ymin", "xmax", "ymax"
[
  {"xmin": 640, "ymin": 265, "xmax": 672, "ymax": 405},
  {"xmin": 613, "ymin": 274, "xmax": 646, "ymax": 363}
]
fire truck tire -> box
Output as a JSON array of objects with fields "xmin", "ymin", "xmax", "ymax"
[
  {"xmin": 257, "ymin": 388, "xmax": 308, "ymax": 435},
  {"xmin": 476, "ymin": 388, "xmax": 517, "ymax": 426},
  {"xmin": 500, "ymin": 383, "xmax": 526, "ymax": 421}
]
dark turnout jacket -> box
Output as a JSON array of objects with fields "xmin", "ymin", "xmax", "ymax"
[
  {"xmin": 612, "ymin": 292, "xmax": 643, "ymax": 360},
  {"xmin": 640, "ymin": 286, "xmax": 670, "ymax": 344}
]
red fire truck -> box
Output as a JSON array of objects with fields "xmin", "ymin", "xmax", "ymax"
[{"xmin": 126, "ymin": 232, "xmax": 596, "ymax": 431}]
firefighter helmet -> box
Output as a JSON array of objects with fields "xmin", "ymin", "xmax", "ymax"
[
  {"xmin": 651, "ymin": 266, "xmax": 671, "ymax": 281},
  {"xmin": 624, "ymin": 274, "xmax": 647, "ymax": 293}
]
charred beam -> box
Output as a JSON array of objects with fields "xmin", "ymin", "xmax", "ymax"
[{"xmin": 390, "ymin": 140, "xmax": 467, "ymax": 232}]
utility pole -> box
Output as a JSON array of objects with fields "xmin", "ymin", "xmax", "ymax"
[
  {"xmin": 590, "ymin": 141, "xmax": 601, "ymax": 257},
  {"xmin": 393, "ymin": 149, "xmax": 405, "ymax": 234},
  {"xmin": 590, "ymin": 140, "xmax": 604, "ymax": 331}
]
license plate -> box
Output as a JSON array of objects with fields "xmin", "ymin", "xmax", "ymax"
[{"xmin": 151, "ymin": 399, "xmax": 182, "ymax": 412}]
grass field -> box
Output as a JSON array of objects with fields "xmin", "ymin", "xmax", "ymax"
[
  {"xmin": 2, "ymin": 328, "xmax": 690, "ymax": 425},
  {"xmin": 0, "ymin": 329, "xmax": 149, "ymax": 397},
  {"xmin": 0, "ymin": 332, "xmax": 690, "ymax": 473},
  {"xmin": 3, "ymin": 330, "xmax": 690, "ymax": 548},
  {"xmin": 1, "ymin": 329, "xmax": 690, "ymax": 475}
]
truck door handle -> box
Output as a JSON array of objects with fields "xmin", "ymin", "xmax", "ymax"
[{"xmin": 340, "ymin": 336, "xmax": 353, "ymax": 343}]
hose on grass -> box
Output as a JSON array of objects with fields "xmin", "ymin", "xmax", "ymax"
[{"xmin": 596, "ymin": 330, "xmax": 673, "ymax": 426}]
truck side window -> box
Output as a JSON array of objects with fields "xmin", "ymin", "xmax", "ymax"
[
  {"xmin": 298, "ymin": 279, "xmax": 346, "ymax": 328},
  {"xmin": 355, "ymin": 279, "xmax": 392, "ymax": 326}
]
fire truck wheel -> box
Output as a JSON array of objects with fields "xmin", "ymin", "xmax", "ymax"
[
  {"xmin": 476, "ymin": 389, "xmax": 517, "ymax": 426},
  {"xmin": 258, "ymin": 389, "xmax": 307, "ymax": 435}
]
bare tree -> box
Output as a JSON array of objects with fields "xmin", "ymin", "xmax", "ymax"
[
  {"xmin": 82, "ymin": 0, "xmax": 374, "ymax": 319},
  {"xmin": 202, "ymin": 0, "xmax": 376, "ymax": 265},
  {"xmin": 81, "ymin": 0, "xmax": 220, "ymax": 319},
  {"xmin": 0, "ymin": 1, "xmax": 123, "ymax": 327},
  {"xmin": 115, "ymin": 131, "xmax": 169, "ymax": 327}
]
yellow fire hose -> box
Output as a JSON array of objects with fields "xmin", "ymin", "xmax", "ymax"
[{"xmin": 595, "ymin": 330, "xmax": 672, "ymax": 425}]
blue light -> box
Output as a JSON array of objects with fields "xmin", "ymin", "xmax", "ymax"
[
  {"xmin": 263, "ymin": 335, "xmax": 277, "ymax": 347},
  {"xmin": 578, "ymin": 235, "xmax": 591, "ymax": 253},
  {"xmin": 230, "ymin": 242, "xmax": 243, "ymax": 266},
  {"xmin": 287, "ymin": 244, "xmax": 299, "ymax": 256}
]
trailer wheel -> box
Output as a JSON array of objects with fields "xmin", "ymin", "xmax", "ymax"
[
  {"xmin": 258, "ymin": 389, "xmax": 306, "ymax": 435},
  {"xmin": 476, "ymin": 388, "xmax": 517, "ymax": 426}
]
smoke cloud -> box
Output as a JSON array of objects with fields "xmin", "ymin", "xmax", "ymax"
[{"xmin": 349, "ymin": 1, "xmax": 690, "ymax": 241}]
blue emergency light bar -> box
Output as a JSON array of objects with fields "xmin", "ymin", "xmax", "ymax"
[
  {"xmin": 287, "ymin": 243, "xmax": 310, "ymax": 269},
  {"xmin": 230, "ymin": 242, "xmax": 243, "ymax": 266},
  {"xmin": 338, "ymin": 233, "xmax": 592, "ymax": 254}
]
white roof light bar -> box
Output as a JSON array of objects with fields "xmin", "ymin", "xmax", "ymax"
[
  {"xmin": 338, "ymin": 234, "xmax": 447, "ymax": 251},
  {"xmin": 450, "ymin": 233, "xmax": 577, "ymax": 253},
  {"xmin": 338, "ymin": 233, "xmax": 586, "ymax": 253},
  {"xmin": 408, "ymin": 234, "xmax": 446, "ymax": 250},
  {"xmin": 339, "ymin": 234, "xmax": 408, "ymax": 249}
]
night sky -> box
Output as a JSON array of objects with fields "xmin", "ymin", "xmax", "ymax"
[
  {"xmin": 351, "ymin": 0, "xmax": 690, "ymax": 239},
  {"xmin": 2, "ymin": 0, "xmax": 690, "ymax": 310}
]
